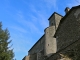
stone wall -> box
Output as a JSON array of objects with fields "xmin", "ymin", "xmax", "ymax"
[
  {"xmin": 22, "ymin": 6, "xmax": 80, "ymax": 60},
  {"xmin": 28, "ymin": 35, "xmax": 45, "ymax": 55},
  {"xmin": 44, "ymin": 26, "xmax": 56, "ymax": 56},
  {"xmin": 55, "ymin": 13, "xmax": 63, "ymax": 30},
  {"xmin": 56, "ymin": 8, "xmax": 80, "ymax": 51},
  {"xmin": 29, "ymin": 53, "xmax": 37, "ymax": 60},
  {"xmin": 46, "ymin": 39, "xmax": 80, "ymax": 60},
  {"xmin": 37, "ymin": 52, "xmax": 44, "ymax": 60},
  {"xmin": 48, "ymin": 12, "xmax": 63, "ymax": 30},
  {"xmin": 46, "ymin": 7, "xmax": 80, "ymax": 60},
  {"xmin": 22, "ymin": 53, "xmax": 37, "ymax": 60}
]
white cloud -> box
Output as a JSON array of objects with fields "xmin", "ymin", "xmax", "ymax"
[
  {"xmin": 9, "ymin": 1, "xmax": 58, "ymax": 57},
  {"xmin": 67, "ymin": 0, "xmax": 80, "ymax": 8},
  {"xmin": 25, "ymin": 21, "xmax": 43, "ymax": 34},
  {"xmin": 12, "ymin": 10, "xmax": 43, "ymax": 35},
  {"xmin": 44, "ymin": 0, "xmax": 57, "ymax": 8},
  {"xmin": 10, "ymin": 26, "xmax": 27, "ymax": 33},
  {"xmin": 28, "ymin": 4, "xmax": 49, "ymax": 28},
  {"xmin": 11, "ymin": 33, "xmax": 33, "ymax": 54}
]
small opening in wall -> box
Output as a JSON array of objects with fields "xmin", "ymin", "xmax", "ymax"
[
  {"xmin": 52, "ymin": 23, "xmax": 53, "ymax": 26},
  {"xmin": 48, "ymin": 44, "xmax": 49, "ymax": 46}
]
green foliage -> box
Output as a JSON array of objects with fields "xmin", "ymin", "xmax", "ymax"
[{"xmin": 0, "ymin": 22, "xmax": 14, "ymax": 60}]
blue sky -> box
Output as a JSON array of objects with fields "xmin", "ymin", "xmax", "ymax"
[{"xmin": 0, "ymin": 0, "xmax": 80, "ymax": 60}]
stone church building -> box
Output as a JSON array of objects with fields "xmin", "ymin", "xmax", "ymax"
[{"xmin": 22, "ymin": 5, "xmax": 80, "ymax": 60}]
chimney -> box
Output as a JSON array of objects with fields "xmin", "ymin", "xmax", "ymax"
[{"xmin": 65, "ymin": 7, "xmax": 70, "ymax": 14}]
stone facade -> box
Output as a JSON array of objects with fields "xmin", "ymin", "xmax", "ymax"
[
  {"xmin": 47, "ymin": 5, "xmax": 80, "ymax": 60},
  {"xmin": 44, "ymin": 26, "xmax": 56, "ymax": 56},
  {"xmin": 22, "ymin": 5, "xmax": 80, "ymax": 60},
  {"xmin": 28, "ymin": 35, "xmax": 45, "ymax": 55},
  {"xmin": 56, "ymin": 7, "xmax": 80, "ymax": 51}
]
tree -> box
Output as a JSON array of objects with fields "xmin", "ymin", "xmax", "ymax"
[{"xmin": 0, "ymin": 22, "xmax": 14, "ymax": 60}]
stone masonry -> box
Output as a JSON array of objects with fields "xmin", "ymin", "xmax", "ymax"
[{"xmin": 22, "ymin": 5, "xmax": 80, "ymax": 60}]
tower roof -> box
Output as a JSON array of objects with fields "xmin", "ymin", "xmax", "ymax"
[{"xmin": 48, "ymin": 12, "xmax": 63, "ymax": 20}]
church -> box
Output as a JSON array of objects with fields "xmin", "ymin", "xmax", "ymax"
[{"xmin": 22, "ymin": 5, "xmax": 80, "ymax": 60}]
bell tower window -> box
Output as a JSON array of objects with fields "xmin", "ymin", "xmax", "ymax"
[{"xmin": 51, "ymin": 23, "xmax": 53, "ymax": 26}]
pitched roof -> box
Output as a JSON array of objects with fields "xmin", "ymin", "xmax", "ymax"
[{"xmin": 48, "ymin": 12, "xmax": 63, "ymax": 20}]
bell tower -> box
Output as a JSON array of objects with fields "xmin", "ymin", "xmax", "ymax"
[
  {"xmin": 48, "ymin": 12, "xmax": 63, "ymax": 29},
  {"xmin": 44, "ymin": 12, "xmax": 63, "ymax": 56}
]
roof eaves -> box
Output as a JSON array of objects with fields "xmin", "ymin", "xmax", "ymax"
[
  {"xmin": 28, "ymin": 34, "xmax": 45, "ymax": 52},
  {"xmin": 48, "ymin": 12, "xmax": 63, "ymax": 20}
]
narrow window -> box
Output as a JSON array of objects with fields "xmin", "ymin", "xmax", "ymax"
[
  {"xmin": 52, "ymin": 23, "xmax": 53, "ymax": 26},
  {"xmin": 48, "ymin": 44, "xmax": 49, "ymax": 46}
]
